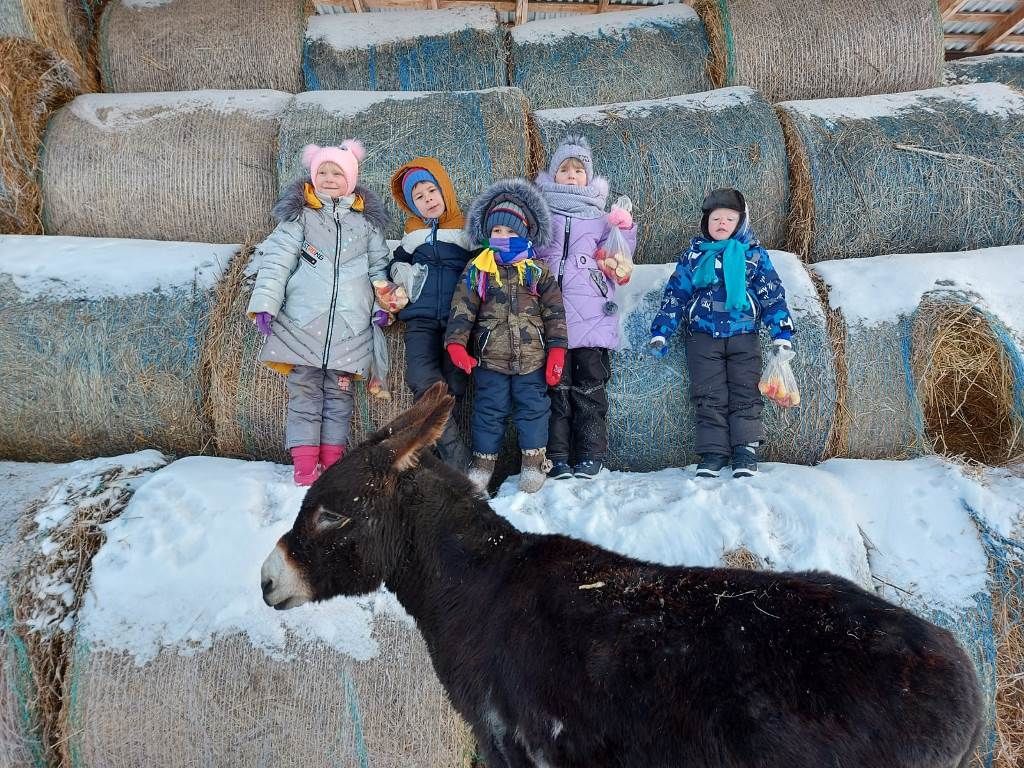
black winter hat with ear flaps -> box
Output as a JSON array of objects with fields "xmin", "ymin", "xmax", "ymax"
[{"xmin": 700, "ymin": 188, "xmax": 746, "ymax": 240}]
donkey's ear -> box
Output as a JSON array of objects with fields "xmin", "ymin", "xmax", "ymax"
[
  {"xmin": 365, "ymin": 382, "xmax": 450, "ymax": 446},
  {"xmin": 381, "ymin": 385, "xmax": 454, "ymax": 472}
]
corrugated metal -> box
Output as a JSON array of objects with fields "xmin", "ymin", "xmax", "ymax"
[{"xmin": 944, "ymin": 0, "xmax": 1024, "ymax": 52}]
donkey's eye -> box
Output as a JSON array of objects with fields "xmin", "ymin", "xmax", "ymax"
[{"xmin": 316, "ymin": 506, "xmax": 352, "ymax": 529}]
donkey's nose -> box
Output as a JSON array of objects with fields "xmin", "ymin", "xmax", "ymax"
[{"xmin": 262, "ymin": 577, "xmax": 274, "ymax": 599}]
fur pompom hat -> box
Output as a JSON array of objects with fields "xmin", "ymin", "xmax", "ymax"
[
  {"xmin": 302, "ymin": 140, "xmax": 366, "ymax": 196},
  {"xmin": 548, "ymin": 135, "xmax": 594, "ymax": 184}
]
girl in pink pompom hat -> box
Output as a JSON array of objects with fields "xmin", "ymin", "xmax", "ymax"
[{"xmin": 247, "ymin": 138, "xmax": 407, "ymax": 486}]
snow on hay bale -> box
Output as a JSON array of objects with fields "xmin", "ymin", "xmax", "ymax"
[
  {"xmin": 814, "ymin": 246, "xmax": 1024, "ymax": 463},
  {"xmin": 6, "ymin": 452, "xmax": 166, "ymax": 766},
  {"xmin": 692, "ymin": 0, "xmax": 943, "ymax": 103},
  {"xmin": 0, "ymin": 38, "xmax": 78, "ymax": 235},
  {"xmin": 40, "ymin": 90, "xmax": 292, "ymax": 242},
  {"xmin": 277, "ymin": 88, "xmax": 529, "ymax": 242},
  {"xmin": 530, "ymin": 87, "xmax": 788, "ymax": 265},
  {"xmin": 0, "ymin": 0, "xmax": 98, "ymax": 90},
  {"xmin": 0, "ymin": 235, "xmax": 235, "ymax": 462},
  {"xmin": 65, "ymin": 457, "xmax": 472, "ymax": 767},
  {"xmin": 303, "ymin": 7, "xmax": 505, "ymax": 92},
  {"xmin": 945, "ymin": 53, "xmax": 1024, "ymax": 91},
  {"xmin": 605, "ymin": 254, "xmax": 837, "ymax": 471},
  {"xmin": 509, "ymin": 5, "xmax": 712, "ymax": 110},
  {"xmin": 99, "ymin": 0, "xmax": 305, "ymax": 93},
  {"xmin": 777, "ymin": 83, "xmax": 1024, "ymax": 263}
]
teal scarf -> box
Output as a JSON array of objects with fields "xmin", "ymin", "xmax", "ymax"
[{"xmin": 694, "ymin": 238, "xmax": 750, "ymax": 313}]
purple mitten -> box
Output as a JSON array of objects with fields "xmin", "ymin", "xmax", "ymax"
[
  {"xmin": 254, "ymin": 312, "xmax": 274, "ymax": 337},
  {"xmin": 373, "ymin": 309, "xmax": 393, "ymax": 328}
]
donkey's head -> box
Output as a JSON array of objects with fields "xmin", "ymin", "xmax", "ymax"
[{"xmin": 261, "ymin": 382, "xmax": 455, "ymax": 610}]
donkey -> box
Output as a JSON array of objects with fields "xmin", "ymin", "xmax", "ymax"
[{"xmin": 262, "ymin": 383, "xmax": 982, "ymax": 768}]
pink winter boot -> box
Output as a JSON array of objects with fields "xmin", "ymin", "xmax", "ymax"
[
  {"xmin": 319, "ymin": 444, "xmax": 346, "ymax": 472},
  {"xmin": 291, "ymin": 445, "xmax": 320, "ymax": 486}
]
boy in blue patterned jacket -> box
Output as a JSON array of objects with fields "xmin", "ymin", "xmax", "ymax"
[{"xmin": 648, "ymin": 188, "xmax": 794, "ymax": 478}]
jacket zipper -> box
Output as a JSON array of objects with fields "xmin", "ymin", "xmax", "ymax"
[
  {"xmin": 557, "ymin": 218, "xmax": 571, "ymax": 289},
  {"xmin": 322, "ymin": 200, "xmax": 342, "ymax": 370},
  {"xmin": 432, "ymin": 219, "xmax": 441, "ymax": 320}
]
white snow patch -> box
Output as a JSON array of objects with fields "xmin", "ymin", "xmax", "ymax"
[
  {"xmin": 306, "ymin": 6, "xmax": 498, "ymax": 49},
  {"xmin": 0, "ymin": 236, "xmax": 235, "ymax": 301},
  {"xmin": 780, "ymin": 82, "xmax": 1024, "ymax": 122},
  {"xmin": 813, "ymin": 245, "xmax": 1024, "ymax": 334},
  {"xmin": 512, "ymin": 4, "xmax": 697, "ymax": 44},
  {"xmin": 292, "ymin": 87, "xmax": 516, "ymax": 118},
  {"xmin": 535, "ymin": 86, "xmax": 757, "ymax": 125},
  {"xmin": 68, "ymin": 90, "xmax": 293, "ymax": 130},
  {"xmin": 120, "ymin": 0, "xmax": 172, "ymax": 9}
]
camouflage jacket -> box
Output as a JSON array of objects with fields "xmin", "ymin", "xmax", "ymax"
[{"xmin": 445, "ymin": 257, "xmax": 568, "ymax": 376}]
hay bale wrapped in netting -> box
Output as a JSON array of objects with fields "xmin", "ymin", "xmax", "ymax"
[
  {"xmin": 692, "ymin": 0, "xmax": 942, "ymax": 102},
  {"xmin": 0, "ymin": 235, "xmax": 235, "ymax": 461},
  {"xmin": 815, "ymin": 245, "xmax": 1024, "ymax": 462},
  {"xmin": 278, "ymin": 88, "xmax": 529, "ymax": 242},
  {"xmin": 40, "ymin": 90, "xmax": 291, "ymax": 242},
  {"xmin": 99, "ymin": 0, "xmax": 304, "ymax": 93},
  {"xmin": 945, "ymin": 53, "xmax": 1024, "ymax": 91},
  {"xmin": 530, "ymin": 87, "xmax": 789, "ymax": 265},
  {"xmin": 777, "ymin": 83, "xmax": 1024, "ymax": 262},
  {"xmin": 509, "ymin": 5, "xmax": 712, "ymax": 110},
  {"xmin": 64, "ymin": 457, "xmax": 473, "ymax": 767},
  {"xmin": 0, "ymin": 38, "xmax": 79, "ymax": 235},
  {"xmin": 605, "ymin": 253, "xmax": 837, "ymax": 471},
  {"xmin": 304, "ymin": 7, "xmax": 505, "ymax": 92},
  {"xmin": 0, "ymin": 0, "xmax": 97, "ymax": 90}
]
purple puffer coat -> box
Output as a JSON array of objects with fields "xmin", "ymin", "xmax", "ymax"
[{"xmin": 534, "ymin": 212, "xmax": 638, "ymax": 350}]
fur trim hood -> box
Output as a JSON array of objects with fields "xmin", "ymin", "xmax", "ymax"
[
  {"xmin": 272, "ymin": 178, "xmax": 391, "ymax": 233},
  {"xmin": 465, "ymin": 178, "xmax": 553, "ymax": 248}
]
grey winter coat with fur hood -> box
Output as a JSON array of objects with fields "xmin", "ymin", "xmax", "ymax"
[{"xmin": 247, "ymin": 179, "xmax": 391, "ymax": 374}]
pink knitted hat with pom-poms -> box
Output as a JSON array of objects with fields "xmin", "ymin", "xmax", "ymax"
[{"xmin": 302, "ymin": 139, "xmax": 365, "ymax": 196}]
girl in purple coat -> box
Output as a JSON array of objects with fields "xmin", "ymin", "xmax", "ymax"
[{"xmin": 534, "ymin": 135, "xmax": 637, "ymax": 480}]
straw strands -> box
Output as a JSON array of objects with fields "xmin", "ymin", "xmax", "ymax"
[
  {"xmin": 303, "ymin": 7, "xmax": 505, "ymax": 92},
  {"xmin": 0, "ymin": 38, "xmax": 78, "ymax": 235},
  {"xmin": 778, "ymin": 83, "xmax": 1024, "ymax": 262},
  {"xmin": 278, "ymin": 88, "xmax": 530, "ymax": 242},
  {"xmin": 0, "ymin": 0, "xmax": 98, "ymax": 90},
  {"xmin": 100, "ymin": 0, "xmax": 305, "ymax": 92},
  {"xmin": 693, "ymin": 0, "xmax": 943, "ymax": 103},
  {"xmin": 40, "ymin": 90, "xmax": 291, "ymax": 242},
  {"xmin": 509, "ymin": 5, "xmax": 712, "ymax": 110},
  {"xmin": 531, "ymin": 87, "xmax": 789, "ymax": 265}
]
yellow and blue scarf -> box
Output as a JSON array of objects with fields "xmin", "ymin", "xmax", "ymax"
[{"xmin": 466, "ymin": 237, "xmax": 543, "ymax": 298}]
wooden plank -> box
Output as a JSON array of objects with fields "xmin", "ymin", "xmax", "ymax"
[
  {"xmin": 971, "ymin": 8, "xmax": 1024, "ymax": 51},
  {"xmin": 945, "ymin": 34, "xmax": 983, "ymax": 44},
  {"xmin": 514, "ymin": 0, "xmax": 528, "ymax": 25},
  {"xmin": 940, "ymin": 0, "xmax": 973, "ymax": 20},
  {"xmin": 949, "ymin": 12, "xmax": 1015, "ymax": 24},
  {"xmin": 598, "ymin": 0, "xmax": 610, "ymax": 13}
]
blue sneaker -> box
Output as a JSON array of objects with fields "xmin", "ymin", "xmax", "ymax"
[
  {"xmin": 696, "ymin": 454, "xmax": 730, "ymax": 478},
  {"xmin": 573, "ymin": 459, "xmax": 603, "ymax": 480},
  {"xmin": 731, "ymin": 445, "xmax": 758, "ymax": 478},
  {"xmin": 549, "ymin": 460, "xmax": 573, "ymax": 480}
]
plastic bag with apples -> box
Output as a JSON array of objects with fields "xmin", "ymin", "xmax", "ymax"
[
  {"xmin": 595, "ymin": 196, "xmax": 635, "ymax": 286},
  {"xmin": 759, "ymin": 345, "xmax": 801, "ymax": 407}
]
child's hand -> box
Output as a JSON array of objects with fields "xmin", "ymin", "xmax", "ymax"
[
  {"xmin": 373, "ymin": 280, "xmax": 409, "ymax": 312},
  {"xmin": 772, "ymin": 338, "xmax": 794, "ymax": 362},
  {"xmin": 253, "ymin": 312, "xmax": 273, "ymax": 337},
  {"xmin": 545, "ymin": 347, "xmax": 566, "ymax": 387},
  {"xmin": 446, "ymin": 343, "xmax": 478, "ymax": 374},
  {"xmin": 648, "ymin": 336, "xmax": 668, "ymax": 358},
  {"xmin": 607, "ymin": 207, "xmax": 633, "ymax": 230},
  {"xmin": 373, "ymin": 309, "xmax": 394, "ymax": 328}
]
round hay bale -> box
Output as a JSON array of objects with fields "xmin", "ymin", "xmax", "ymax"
[
  {"xmin": 40, "ymin": 90, "xmax": 291, "ymax": 242},
  {"xmin": 692, "ymin": 0, "xmax": 943, "ymax": 102},
  {"xmin": 0, "ymin": 38, "xmax": 79, "ymax": 235},
  {"xmin": 815, "ymin": 245, "xmax": 1024, "ymax": 462},
  {"xmin": 0, "ymin": 235, "xmax": 235, "ymax": 462},
  {"xmin": 303, "ymin": 7, "xmax": 505, "ymax": 92},
  {"xmin": 606, "ymin": 253, "xmax": 837, "ymax": 471},
  {"xmin": 99, "ymin": 0, "xmax": 305, "ymax": 92},
  {"xmin": 530, "ymin": 87, "xmax": 789, "ymax": 265},
  {"xmin": 277, "ymin": 88, "xmax": 530, "ymax": 242},
  {"xmin": 945, "ymin": 53, "xmax": 1024, "ymax": 91},
  {"xmin": 509, "ymin": 5, "xmax": 712, "ymax": 110},
  {"xmin": 66, "ymin": 457, "xmax": 473, "ymax": 768},
  {"xmin": 0, "ymin": 0, "xmax": 97, "ymax": 90},
  {"xmin": 777, "ymin": 83, "xmax": 1024, "ymax": 262}
]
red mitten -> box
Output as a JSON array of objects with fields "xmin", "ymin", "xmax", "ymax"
[
  {"xmin": 545, "ymin": 347, "xmax": 566, "ymax": 387},
  {"xmin": 606, "ymin": 207, "xmax": 633, "ymax": 230},
  {"xmin": 446, "ymin": 343, "xmax": 478, "ymax": 374}
]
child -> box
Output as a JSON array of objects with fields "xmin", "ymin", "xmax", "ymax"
[
  {"xmin": 248, "ymin": 141, "xmax": 400, "ymax": 485},
  {"xmin": 445, "ymin": 179, "xmax": 568, "ymax": 495},
  {"xmin": 534, "ymin": 135, "xmax": 637, "ymax": 480},
  {"xmin": 648, "ymin": 188, "xmax": 794, "ymax": 479},
  {"xmin": 388, "ymin": 158, "xmax": 475, "ymax": 470}
]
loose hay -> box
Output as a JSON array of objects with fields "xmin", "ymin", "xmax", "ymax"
[
  {"xmin": 693, "ymin": 0, "xmax": 943, "ymax": 102},
  {"xmin": 0, "ymin": 0, "xmax": 98, "ymax": 90},
  {"xmin": 303, "ymin": 7, "xmax": 505, "ymax": 92},
  {"xmin": 277, "ymin": 88, "xmax": 530, "ymax": 242},
  {"xmin": 40, "ymin": 90, "xmax": 291, "ymax": 242},
  {"xmin": 530, "ymin": 87, "xmax": 789, "ymax": 265},
  {"xmin": 100, "ymin": 0, "xmax": 305, "ymax": 92},
  {"xmin": 0, "ymin": 235, "xmax": 234, "ymax": 462},
  {"xmin": 606, "ymin": 255, "xmax": 837, "ymax": 471},
  {"xmin": 777, "ymin": 84, "xmax": 1024, "ymax": 262},
  {"xmin": 945, "ymin": 53, "xmax": 1024, "ymax": 91},
  {"xmin": 509, "ymin": 5, "xmax": 712, "ymax": 110},
  {"xmin": 0, "ymin": 38, "xmax": 78, "ymax": 235},
  {"xmin": 720, "ymin": 546, "xmax": 763, "ymax": 570}
]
